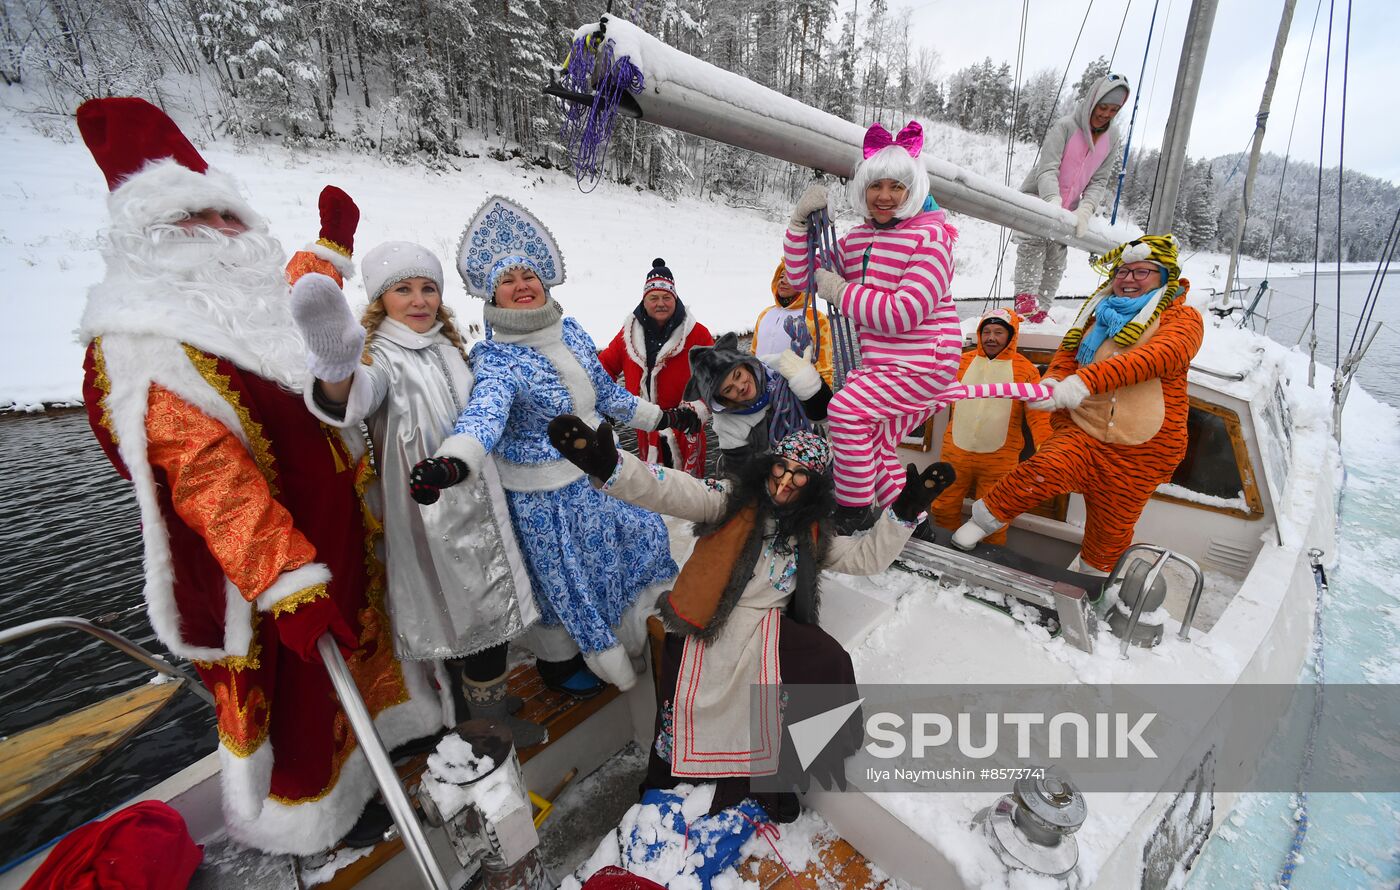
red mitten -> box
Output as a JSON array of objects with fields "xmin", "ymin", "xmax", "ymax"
[
  {"xmin": 318, "ymin": 185, "xmax": 359, "ymax": 259},
  {"xmin": 286, "ymin": 185, "xmax": 360, "ymax": 287},
  {"xmin": 272, "ymin": 586, "xmax": 360, "ymax": 663}
]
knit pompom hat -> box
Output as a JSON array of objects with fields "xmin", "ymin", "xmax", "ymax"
[
  {"xmin": 644, "ymin": 257, "xmax": 676, "ymax": 297},
  {"xmin": 361, "ymin": 241, "xmax": 444, "ymax": 303}
]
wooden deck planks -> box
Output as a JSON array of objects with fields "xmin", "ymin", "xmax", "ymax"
[{"xmin": 0, "ymin": 680, "xmax": 184, "ymax": 821}]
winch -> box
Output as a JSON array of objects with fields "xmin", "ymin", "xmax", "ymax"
[
  {"xmin": 976, "ymin": 768, "xmax": 1087, "ymax": 877},
  {"xmin": 1105, "ymin": 555, "xmax": 1169, "ymax": 648},
  {"xmin": 413, "ymin": 720, "xmax": 552, "ymax": 890}
]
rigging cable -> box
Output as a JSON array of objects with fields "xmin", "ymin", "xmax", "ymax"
[
  {"xmin": 1332, "ymin": 0, "xmax": 1351, "ymax": 373},
  {"xmin": 1110, "ymin": 0, "xmax": 1164, "ymax": 223},
  {"xmin": 1307, "ymin": 0, "xmax": 1337, "ymax": 387},
  {"xmin": 1108, "ymin": 0, "xmax": 1134, "ymax": 69},
  {"xmin": 988, "ymin": 0, "xmax": 1031, "ymax": 301},
  {"xmin": 1264, "ymin": 0, "xmax": 1326, "ymax": 281},
  {"xmin": 1346, "ymin": 205, "xmax": 1399, "ymax": 357},
  {"xmin": 1243, "ymin": 0, "xmax": 1327, "ymax": 331},
  {"xmin": 982, "ymin": 0, "xmax": 1095, "ymax": 306}
]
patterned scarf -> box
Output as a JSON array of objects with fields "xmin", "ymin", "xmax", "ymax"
[
  {"xmin": 1076, "ymin": 287, "xmax": 1159, "ymax": 365},
  {"xmin": 1062, "ymin": 234, "xmax": 1181, "ymax": 356}
]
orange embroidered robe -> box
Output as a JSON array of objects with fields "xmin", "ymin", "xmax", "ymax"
[{"xmin": 82, "ymin": 339, "xmax": 443, "ymax": 854}]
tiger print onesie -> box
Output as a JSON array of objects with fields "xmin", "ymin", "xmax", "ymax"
[{"xmin": 979, "ymin": 282, "xmax": 1203, "ymax": 572}]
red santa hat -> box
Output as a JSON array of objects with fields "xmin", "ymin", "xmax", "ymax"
[{"xmin": 76, "ymin": 97, "xmax": 265, "ymax": 233}]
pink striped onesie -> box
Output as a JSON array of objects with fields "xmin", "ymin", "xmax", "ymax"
[{"xmin": 785, "ymin": 210, "xmax": 1051, "ymax": 508}]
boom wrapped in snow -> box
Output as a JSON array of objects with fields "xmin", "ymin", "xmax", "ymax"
[{"xmin": 552, "ymin": 16, "xmax": 1141, "ymax": 253}]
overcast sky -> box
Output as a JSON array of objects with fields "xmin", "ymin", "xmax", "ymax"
[{"xmin": 869, "ymin": 0, "xmax": 1398, "ymax": 185}]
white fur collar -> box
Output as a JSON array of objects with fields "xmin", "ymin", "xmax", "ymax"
[{"xmin": 375, "ymin": 317, "xmax": 445, "ymax": 350}]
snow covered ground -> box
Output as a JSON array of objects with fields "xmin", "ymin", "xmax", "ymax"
[{"xmin": 0, "ymin": 100, "xmax": 1345, "ymax": 412}]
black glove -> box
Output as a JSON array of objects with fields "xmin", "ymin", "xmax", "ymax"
[
  {"xmin": 547, "ymin": 414, "xmax": 621, "ymax": 480},
  {"xmin": 409, "ymin": 456, "xmax": 468, "ymax": 505},
  {"xmin": 890, "ymin": 462, "xmax": 956, "ymax": 523},
  {"xmin": 657, "ymin": 405, "xmax": 701, "ymax": 434}
]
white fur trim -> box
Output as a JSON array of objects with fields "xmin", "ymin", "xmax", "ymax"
[
  {"xmin": 583, "ymin": 643, "xmax": 637, "ymax": 691},
  {"xmin": 494, "ymin": 456, "xmax": 585, "ymax": 492},
  {"xmin": 620, "ymin": 312, "xmax": 698, "ymax": 403},
  {"xmin": 218, "ymin": 667, "xmax": 448, "ymax": 855},
  {"xmin": 632, "ymin": 399, "xmax": 663, "ymax": 431},
  {"xmin": 1120, "ymin": 242, "xmax": 1152, "ymax": 263},
  {"xmin": 109, "ymin": 159, "xmax": 266, "ymax": 233},
  {"xmin": 305, "ymin": 241, "xmax": 356, "ymax": 279},
  {"xmin": 434, "ymin": 433, "xmax": 488, "ymax": 479},
  {"xmin": 254, "ymin": 562, "xmax": 333, "ymax": 612},
  {"xmin": 98, "ymin": 333, "xmax": 266, "ymax": 661}
]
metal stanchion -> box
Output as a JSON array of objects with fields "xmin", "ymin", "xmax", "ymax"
[{"xmin": 317, "ymin": 635, "xmax": 451, "ymax": 890}]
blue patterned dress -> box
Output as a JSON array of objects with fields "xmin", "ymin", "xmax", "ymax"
[{"xmin": 452, "ymin": 318, "xmax": 677, "ymax": 654}]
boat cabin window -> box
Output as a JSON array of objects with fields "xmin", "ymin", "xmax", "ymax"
[{"xmin": 1153, "ymin": 399, "xmax": 1265, "ymax": 519}]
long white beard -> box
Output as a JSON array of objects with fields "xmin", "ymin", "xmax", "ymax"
[{"xmin": 82, "ymin": 223, "xmax": 310, "ymax": 390}]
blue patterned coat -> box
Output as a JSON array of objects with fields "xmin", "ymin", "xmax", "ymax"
[{"xmin": 440, "ymin": 317, "xmax": 677, "ymax": 654}]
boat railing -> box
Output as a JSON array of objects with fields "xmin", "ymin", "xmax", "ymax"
[
  {"xmin": 0, "ymin": 620, "xmax": 453, "ymax": 888},
  {"xmin": 314, "ymin": 635, "xmax": 454, "ymax": 890},
  {"xmin": 0, "ymin": 616, "xmax": 213, "ymax": 707}
]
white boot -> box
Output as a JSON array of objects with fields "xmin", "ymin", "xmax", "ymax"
[
  {"xmin": 1069, "ymin": 553, "xmax": 1110, "ymax": 577},
  {"xmin": 583, "ymin": 644, "xmax": 638, "ymax": 692},
  {"xmin": 952, "ymin": 500, "xmax": 1005, "ymax": 551}
]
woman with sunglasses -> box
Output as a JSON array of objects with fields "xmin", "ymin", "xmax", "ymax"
[
  {"xmin": 953, "ymin": 235, "xmax": 1204, "ymax": 577},
  {"xmin": 546, "ymin": 415, "xmax": 954, "ymax": 824}
]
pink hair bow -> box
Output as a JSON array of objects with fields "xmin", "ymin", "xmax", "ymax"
[{"xmin": 862, "ymin": 121, "xmax": 924, "ymax": 159}]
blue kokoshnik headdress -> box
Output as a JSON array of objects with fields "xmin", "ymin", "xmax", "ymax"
[{"xmin": 457, "ymin": 195, "xmax": 567, "ymax": 299}]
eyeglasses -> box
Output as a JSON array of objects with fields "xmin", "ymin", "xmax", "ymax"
[
  {"xmin": 770, "ymin": 461, "xmax": 812, "ymax": 487},
  {"xmin": 1113, "ymin": 267, "xmax": 1160, "ymax": 282}
]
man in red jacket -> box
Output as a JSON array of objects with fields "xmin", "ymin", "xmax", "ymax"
[{"xmin": 599, "ymin": 258, "xmax": 714, "ymax": 474}]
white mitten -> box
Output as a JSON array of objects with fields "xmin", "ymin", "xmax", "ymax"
[
  {"xmin": 291, "ymin": 272, "xmax": 366, "ymax": 382},
  {"xmin": 789, "ymin": 183, "xmax": 829, "ymax": 231},
  {"xmin": 1027, "ymin": 377, "xmax": 1059, "ymax": 411},
  {"xmin": 1046, "ymin": 195, "xmax": 1064, "ymax": 210},
  {"xmin": 1074, "ymin": 203, "xmax": 1095, "ymax": 238},
  {"xmin": 1052, "ymin": 373, "xmax": 1090, "ymax": 410},
  {"xmin": 814, "ymin": 267, "xmax": 847, "ymax": 303},
  {"xmin": 770, "ymin": 345, "xmax": 822, "ymax": 400}
]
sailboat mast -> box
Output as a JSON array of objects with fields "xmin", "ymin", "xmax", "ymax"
[
  {"xmin": 1221, "ymin": 0, "xmax": 1299, "ymax": 308},
  {"xmin": 1147, "ymin": 0, "xmax": 1220, "ymax": 234}
]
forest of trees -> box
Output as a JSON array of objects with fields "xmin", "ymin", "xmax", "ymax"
[{"xmin": 2, "ymin": 0, "xmax": 1393, "ymax": 260}]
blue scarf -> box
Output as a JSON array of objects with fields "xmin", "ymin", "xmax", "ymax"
[{"xmin": 1076, "ymin": 287, "xmax": 1159, "ymax": 366}]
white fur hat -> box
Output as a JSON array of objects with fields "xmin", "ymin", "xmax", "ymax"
[
  {"xmin": 847, "ymin": 144, "xmax": 932, "ymax": 221},
  {"xmin": 361, "ymin": 241, "xmax": 444, "ymax": 302}
]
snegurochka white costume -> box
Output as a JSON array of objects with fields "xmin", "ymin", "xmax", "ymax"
[{"xmin": 291, "ymin": 234, "xmax": 547, "ymax": 745}]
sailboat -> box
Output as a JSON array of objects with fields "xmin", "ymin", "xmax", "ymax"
[{"xmin": 0, "ymin": 2, "xmax": 1366, "ymax": 887}]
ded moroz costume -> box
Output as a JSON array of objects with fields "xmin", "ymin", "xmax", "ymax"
[{"xmin": 75, "ymin": 97, "xmax": 445, "ymax": 855}]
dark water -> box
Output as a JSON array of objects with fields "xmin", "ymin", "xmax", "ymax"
[
  {"xmin": 1239, "ymin": 269, "xmax": 1398, "ymax": 407},
  {"xmin": 0, "ymin": 409, "xmax": 217, "ymax": 865}
]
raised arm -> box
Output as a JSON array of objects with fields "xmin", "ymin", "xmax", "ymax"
[{"xmin": 570, "ymin": 320, "xmax": 663, "ymax": 431}]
